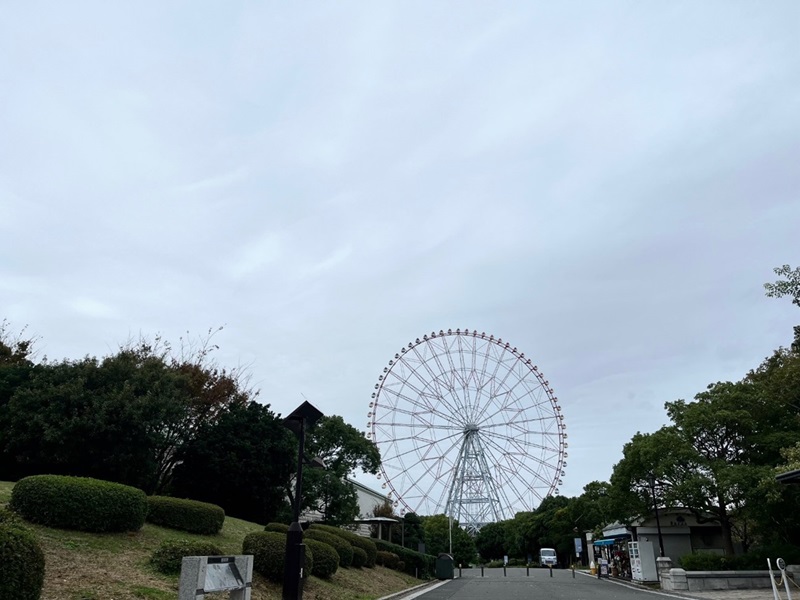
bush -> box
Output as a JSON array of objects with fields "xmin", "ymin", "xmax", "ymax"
[
  {"xmin": 377, "ymin": 550, "xmax": 401, "ymax": 569},
  {"xmin": 306, "ymin": 538, "xmax": 339, "ymax": 578},
  {"xmin": 352, "ymin": 546, "xmax": 368, "ymax": 568},
  {"xmin": 150, "ymin": 539, "xmax": 223, "ymax": 574},
  {"xmin": 0, "ymin": 521, "xmax": 45, "ymax": 600},
  {"xmin": 374, "ymin": 539, "xmax": 435, "ymax": 577},
  {"xmin": 146, "ymin": 496, "xmax": 225, "ymax": 535},
  {"xmin": 243, "ymin": 532, "xmax": 286, "ymax": 583},
  {"xmin": 309, "ymin": 524, "xmax": 377, "ymax": 567},
  {"xmin": 304, "ymin": 529, "xmax": 353, "ymax": 568},
  {"xmin": 681, "ymin": 545, "xmax": 800, "ymax": 571},
  {"xmin": 264, "ymin": 522, "xmax": 290, "ymax": 534},
  {"xmin": 10, "ymin": 475, "xmax": 148, "ymax": 533}
]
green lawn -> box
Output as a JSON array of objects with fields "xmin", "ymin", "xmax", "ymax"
[{"xmin": 0, "ymin": 480, "xmax": 423, "ymax": 600}]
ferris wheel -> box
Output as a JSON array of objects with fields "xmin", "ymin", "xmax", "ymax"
[{"xmin": 367, "ymin": 329, "xmax": 567, "ymax": 533}]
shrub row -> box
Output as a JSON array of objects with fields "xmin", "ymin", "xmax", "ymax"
[
  {"xmin": 309, "ymin": 524, "xmax": 377, "ymax": 567},
  {"xmin": 376, "ymin": 550, "xmax": 401, "ymax": 570},
  {"xmin": 0, "ymin": 519, "xmax": 45, "ymax": 600},
  {"xmin": 10, "ymin": 475, "xmax": 147, "ymax": 533},
  {"xmin": 374, "ymin": 539, "xmax": 435, "ymax": 577},
  {"xmin": 305, "ymin": 538, "xmax": 340, "ymax": 578},
  {"xmin": 146, "ymin": 496, "xmax": 225, "ymax": 535},
  {"xmin": 352, "ymin": 546, "xmax": 368, "ymax": 568},
  {"xmin": 681, "ymin": 545, "xmax": 800, "ymax": 571},
  {"xmin": 264, "ymin": 522, "xmax": 289, "ymax": 534},
  {"xmin": 304, "ymin": 528, "xmax": 354, "ymax": 568},
  {"xmin": 150, "ymin": 539, "xmax": 223, "ymax": 574}
]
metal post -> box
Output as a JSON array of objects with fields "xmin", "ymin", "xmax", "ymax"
[
  {"xmin": 526, "ymin": 564, "xmax": 529, "ymax": 576},
  {"xmin": 481, "ymin": 565, "xmax": 484, "ymax": 577},
  {"xmin": 549, "ymin": 565, "xmax": 553, "ymax": 577},
  {"xmin": 503, "ymin": 565, "xmax": 507, "ymax": 577},
  {"xmin": 283, "ymin": 419, "xmax": 306, "ymax": 600},
  {"xmin": 649, "ymin": 474, "xmax": 665, "ymax": 557}
]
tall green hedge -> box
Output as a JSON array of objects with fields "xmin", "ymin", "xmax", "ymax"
[
  {"xmin": 374, "ymin": 539, "xmax": 435, "ymax": 577},
  {"xmin": 304, "ymin": 528, "xmax": 353, "ymax": 568},
  {"xmin": 264, "ymin": 522, "xmax": 289, "ymax": 534},
  {"xmin": 150, "ymin": 539, "xmax": 223, "ymax": 574},
  {"xmin": 309, "ymin": 524, "xmax": 377, "ymax": 567},
  {"xmin": 305, "ymin": 538, "xmax": 339, "ymax": 578},
  {"xmin": 0, "ymin": 521, "xmax": 45, "ymax": 600},
  {"xmin": 10, "ymin": 475, "xmax": 148, "ymax": 533},
  {"xmin": 146, "ymin": 496, "xmax": 225, "ymax": 535}
]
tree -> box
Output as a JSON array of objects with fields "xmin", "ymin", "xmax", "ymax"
[
  {"xmin": 765, "ymin": 264, "xmax": 800, "ymax": 350},
  {"xmin": 169, "ymin": 401, "xmax": 295, "ymax": 524},
  {"xmin": 474, "ymin": 520, "xmax": 511, "ymax": 561},
  {"xmin": 298, "ymin": 415, "xmax": 381, "ymax": 523},
  {"xmin": 421, "ymin": 514, "xmax": 477, "ymax": 566}
]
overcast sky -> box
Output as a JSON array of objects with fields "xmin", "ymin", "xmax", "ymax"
[{"xmin": 2, "ymin": 2, "xmax": 799, "ymax": 505}]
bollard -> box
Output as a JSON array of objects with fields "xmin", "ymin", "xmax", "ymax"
[
  {"xmin": 572, "ymin": 565, "xmax": 575, "ymax": 578},
  {"xmin": 481, "ymin": 565, "xmax": 484, "ymax": 577},
  {"xmin": 459, "ymin": 565, "xmax": 462, "ymax": 578},
  {"xmin": 527, "ymin": 564, "xmax": 530, "ymax": 577},
  {"xmin": 504, "ymin": 565, "xmax": 507, "ymax": 577},
  {"xmin": 549, "ymin": 565, "xmax": 553, "ymax": 577}
]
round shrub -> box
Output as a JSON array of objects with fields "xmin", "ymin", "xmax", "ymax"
[
  {"xmin": 309, "ymin": 524, "xmax": 377, "ymax": 567},
  {"xmin": 264, "ymin": 522, "xmax": 289, "ymax": 534},
  {"xmin": 10, "ymin": 475, "xmax": 147, "ymax": 533},
  {"xmin": 146, "ymin": 496, "xmax": 225, "ymax": 535},
  {"xmin": 304, "ymin": 528, "xmax": 353, "ymax": 568},
  {"xmin": 0, "ymin": 522, "xmax": 45, "ymax": 600},
  {"xmin": 352, "ymin": 546, "xmax": 367, "ymax": 568},
  {"xmin": 376, "ymin": 550, "xmax": 401, "ymax": 570},
  {"xmin": 305, "ymin": 538, "xmax": 339, "ymax": 578},
  {"xmin": 150, "ymin": 539, "xmax": 223, "ymax": 574},
  {"xmin": 243, "ymin": 532, "xmax": 287, "ymax": 583}
]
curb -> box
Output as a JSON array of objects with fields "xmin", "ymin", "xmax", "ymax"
[{"xmin": 376, "ymin": 578, "xmax": 453, "ymax": 600}]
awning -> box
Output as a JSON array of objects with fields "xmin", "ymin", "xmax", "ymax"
[{"xmin": 593, "ymin": 539, "xmax": 616, "ymax": 546}]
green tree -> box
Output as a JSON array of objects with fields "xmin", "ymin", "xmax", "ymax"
[
  {"xmin": 765, "ymin": 264, "xmax": 800, "ymax": 350},
  {"xmin": 169, "ymin": 401, "xmax": 295, "ymax": 524},
  {"xmin": 474, "ymin": 520, "xmax": 511, "ymax": 561},
  {"xmin": 299, "ymin": 415, "xmax": 381, "ymax": 523},
  {"xmin": 421, "ymin": 514, "xmax": 477, "ymax": 566}
]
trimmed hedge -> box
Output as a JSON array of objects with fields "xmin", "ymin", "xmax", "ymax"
[
  {"xmin": 374, "ymin": 539, "xmax": 436, "ymax": 577},
  {"xmin": 352, "ymin": 546, "xmax": 368, "ymax": 568},
  {"xmin": 309, "ymin": 524, "xmax": 377, "ymax": 567},
  {"xmin": 243, "ymin": 531, "xmax": 314, "ymax": 582},
  {"xmin": 305, "ymin": 538, "xmax": 340, "ymax": 578},
  {"xmin": 681, "ymin": 545, "xmax": 800, "ymax": 571},
  {"xmin": 304, "ymin": 528, "xmax": 354, "ymax": 568},
  {"xmin": 376, "ymin": 550, "xmax": 401, "ymax": 570},
  {"xmin": 150, "ymin": 539, "xmax": 223, "ymax": 574},
  {"xmin": 0, "ymin": 521, "xmax": 45, "ymax": 600},
  {"xmin": 264, "ymin": 522, "xmax": 290, "ymax": 534},
  {"xmin": 10, "ymin": 475, "xmax": 148, "ymax": 533},
  {"xmin": 146, "ymin": 496, "xmax": 225, "ymax": 535}
]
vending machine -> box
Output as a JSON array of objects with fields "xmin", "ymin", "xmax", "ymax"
[{"xmin": 628, "ymin": 540, "xmax": 658, "ymax": 583}]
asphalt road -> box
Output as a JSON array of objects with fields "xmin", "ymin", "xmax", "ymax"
[{"xmin": 409, "ymin": 568, "xmax": 671, "ymax": 600}]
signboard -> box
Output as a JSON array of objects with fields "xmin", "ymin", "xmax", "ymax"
[{"xmin": 574, "ymin": 537, "xmax": 583, "ymax": 557}]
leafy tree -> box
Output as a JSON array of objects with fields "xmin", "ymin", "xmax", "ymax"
[
  {"xmin": 421, "ymin": 514, "xmax": 477, "ymax": 566},
  {"xmin": 169, "ymin": 401, "xmax": 295, "ymax": 524},
  {"xmin": 298, "ymin": 415, "xmax": 381, "ymax": 523},
  {"xmin": 370, "ymin": 500, "xmax": 397, "ymax": 541},
  {"xmin": 399, "ymin": 512, "xmax": 424, "ymax": 551},
  {"xmin": 474, "ymin": 520, "xmax": 511, "ymax": 561},
  {"xmin": 765, "ymin": 264, "xmax": 800, "ymax": 350}
]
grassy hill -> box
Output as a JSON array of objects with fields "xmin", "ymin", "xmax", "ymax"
[{"xmin": 0, "ymin": 481, "xmax": 422, "ymax": 600}]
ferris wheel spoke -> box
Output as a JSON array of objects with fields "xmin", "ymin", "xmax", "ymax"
[
  {"xmin": 406, "ymin": 345, "xmax": 469, "ymax": 421},
  {"xmin": 399, "ymin": 433, "xmax": 464, "ymax": 510},
  {"xmin": 481, "ymin": 434, "xmax": 557, "ymax": 488},
  {"xmin": 481, "ymin": 429, "xmax": 559, "ymax": 455},
  {"xmin": 478, "ymin": 442, "xmax": 533, "ymax": 516},
  {"xmin": 378, "ymin": 386, "xmax": 463, "ymax": 428},
  {"xmin": 377, "ymin": 421, "xmax": 463, "ymax": 431},
  {"xmin": 386, "ymin": 368, "xmax": 465, "ymax": 425}
]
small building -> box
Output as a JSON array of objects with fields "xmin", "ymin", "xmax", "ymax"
[{"xmin": 597, "ymin": 508, "xmax": 725, "ymax": 570}]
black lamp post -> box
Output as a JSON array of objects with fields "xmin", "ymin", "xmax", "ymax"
[
  {"xmin": 282, "ymin": 400, "xmax": 324, "ymax": 600},
  {"xmin": 647, "ymin": 473, "xmax": 665, "ymax": 557}
]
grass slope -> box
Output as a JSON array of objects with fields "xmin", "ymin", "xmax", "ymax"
[{"xmin": 0, "ymin": 481, "xmax": 421, "ymax": 600}]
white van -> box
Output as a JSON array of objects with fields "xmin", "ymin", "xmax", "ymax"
[{"xmin": 539, "ymin": 547, "xmax": 557, "ymax": 567}]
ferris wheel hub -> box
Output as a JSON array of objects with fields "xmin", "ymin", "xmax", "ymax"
[{"xmin": 464, "ymin": 423, "xmax": 480, "ymax": 433}]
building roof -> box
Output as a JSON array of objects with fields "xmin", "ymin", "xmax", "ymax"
[{"xmin": 776, "ymin": 469, "xmax": 800, "ymax": 484}]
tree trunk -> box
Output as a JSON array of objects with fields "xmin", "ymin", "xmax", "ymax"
[{"xmin": 717, "ymin": 499, "xmax": 736, "ymax": 555}]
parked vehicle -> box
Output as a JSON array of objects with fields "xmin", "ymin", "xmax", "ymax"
[{"xmin": 539, "ymin": 547, "xmax": 557, "ymax": 567}]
